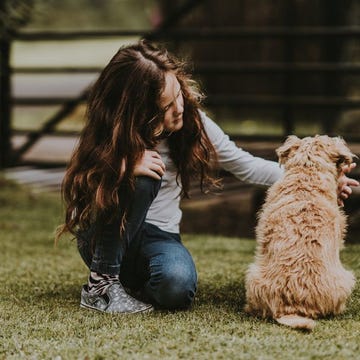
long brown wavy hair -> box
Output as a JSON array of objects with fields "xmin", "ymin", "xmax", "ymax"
[{"xmin": 57, "ymin": 40, "xmax": 219, "ymax": 240}]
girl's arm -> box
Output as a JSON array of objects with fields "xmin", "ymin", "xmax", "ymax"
[
  {"xmin": 201, "ymin": 111, "xmax": 359, "ymax": 202},
  {"xmin": 200, "ymin": 111, "xmax": 283, "ymax": 187}
]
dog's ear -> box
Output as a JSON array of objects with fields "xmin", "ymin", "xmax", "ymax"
[
  {"xmin": 276, "ymin": 135, "xmax": 302, "ymax": 165},
  {"xmin": 331, "ymin": 137, "xmax": 356, "ymax": 168}
]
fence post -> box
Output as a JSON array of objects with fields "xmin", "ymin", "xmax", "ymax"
[
  {"xmin": 282, "ymin": 0, "xmax": 296, "ymax": 136},
  {"xmin": 0, "ymin": 37, "xmax": 12, "ymax": 169},
  {"xmin": 322, "ymin": 0, "xmax": 345, "ymax": 134}
]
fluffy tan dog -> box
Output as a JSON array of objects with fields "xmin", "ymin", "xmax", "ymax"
[{"xmin": 245, "ymin": 135, "xmax": 356, "ymax": 330}]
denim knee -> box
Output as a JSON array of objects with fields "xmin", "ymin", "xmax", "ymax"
[{"xmin": 145, "ymin": 257, "xmax": 197, "ymax": 310}]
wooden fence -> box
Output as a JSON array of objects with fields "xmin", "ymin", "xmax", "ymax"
[{"xmin": 2, "ymin": 25, "xmax": 360, "ymax": 167}]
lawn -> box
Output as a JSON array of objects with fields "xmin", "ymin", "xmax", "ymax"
[{"xmin": 1, "ymin": 178, "xmax": 360, "ymax": 360}]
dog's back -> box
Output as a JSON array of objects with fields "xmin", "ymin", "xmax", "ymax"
[{"xmin": 245, "ymin": 135, "xmax": 356, "ymax": 330}]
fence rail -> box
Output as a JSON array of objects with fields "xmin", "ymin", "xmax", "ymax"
[
  {"xmin": 12, "ymin": 95, "xmax": 360, "ymax": 108},
  {"xmin": 13, "ymin": 26, "xmax": 360, "ymax": 40},
  {"xmin": 13, "ymin": 62, "xmax": 360, "ymax": 74}
]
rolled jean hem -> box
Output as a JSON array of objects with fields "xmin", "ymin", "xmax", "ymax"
[{"xmin": 90, "ymin": 261, "xmax": 121, "ymax": 276}]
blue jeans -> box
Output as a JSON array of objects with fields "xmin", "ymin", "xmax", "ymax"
[{"xmin": 77, "ymin": 176, "xmax": 197, "ymax": 309}]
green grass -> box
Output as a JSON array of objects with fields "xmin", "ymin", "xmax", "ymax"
[{"xmin": 1, "ymin": 177, "xmax": 360, "ymax": 360}]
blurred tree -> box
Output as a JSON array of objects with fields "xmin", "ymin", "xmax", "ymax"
[{"xmin": 0, "ymin": 0, "xmax": 34, "ymax": 35}]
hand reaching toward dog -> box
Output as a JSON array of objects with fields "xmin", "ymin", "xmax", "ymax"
[
  {"xmin": 134, "ymin": 150, "xmax": 166, "ymax": 180},
  {"xmin": 338, "ymin": 163, "xmax": 359, "ymax": 207}
]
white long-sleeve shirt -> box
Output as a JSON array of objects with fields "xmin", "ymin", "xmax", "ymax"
[{"xmin": 145, "ymin": 111, "xmax": 283, "ymax": 233}]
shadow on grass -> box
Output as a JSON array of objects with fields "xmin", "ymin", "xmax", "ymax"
[
  {"xmin": 7, "ymin": 281, "xmax": 82, "ymax": 310},
  {"xmin": 37, "ymin": 284, "xmax": 81, "ymax": 303},
  {"xmin": 196, "ymin": 279, "xmax": 247, "ymax": 313}
]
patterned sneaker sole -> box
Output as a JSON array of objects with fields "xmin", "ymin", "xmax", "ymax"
[{"xmin": 79, "ymin": 302, "xmax": 154, "ymax": 314}]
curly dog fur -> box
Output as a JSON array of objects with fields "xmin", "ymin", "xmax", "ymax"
[{"xmin": 245, "ymin": 135, "xmax": 356, "ymax": 330}]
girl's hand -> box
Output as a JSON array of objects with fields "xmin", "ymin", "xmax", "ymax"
[
  {"xmin": 338, "ymin": 163, "xmax": 359, "ymax": 207},
  {"xmin": 134, "ymin": 150, "xmax": 166, "ymax": 180}
]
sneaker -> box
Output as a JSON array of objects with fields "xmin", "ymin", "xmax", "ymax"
[{"xmin": 80, "ymin": 282, "xmax": 153, "ymax": 314}]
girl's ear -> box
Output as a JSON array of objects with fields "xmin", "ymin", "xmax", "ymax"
[{"xmin": 276, "ymin": 135, "xmax": 301, "ymax": 165}]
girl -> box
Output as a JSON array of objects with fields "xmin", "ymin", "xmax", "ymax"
[{"xmin": 57, "ymin": 40, "xmax": 358, "ymax": 314}]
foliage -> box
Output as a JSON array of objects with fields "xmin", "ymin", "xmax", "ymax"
[
  {"xmin": 1, "ymin": 0, "xmax": 161, "ymax": 35},
  {"xmin": 1, "ymin": 179, "xmax": 360, "ymax": 359},
  {"xmin": 19, "ymin": 0, "xmax": 159, "ymax": 31},
  {"xmin": 0, "ymin": 0, "xmax": 34, "ymax": 35}
]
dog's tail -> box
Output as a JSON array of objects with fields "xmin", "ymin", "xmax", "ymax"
[{"xmin": 275, "ymin": 315, "xmax": 316, "ymax": 331}]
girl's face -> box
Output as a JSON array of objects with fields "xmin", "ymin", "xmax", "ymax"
[{"xmin": 159, "ymin": 72, "xmax": 184, "ymax": 133}]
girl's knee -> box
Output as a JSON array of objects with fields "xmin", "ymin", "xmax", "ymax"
[{"xmin": 147, "ymin": 263, "xmax": 197, "ymax": 310}]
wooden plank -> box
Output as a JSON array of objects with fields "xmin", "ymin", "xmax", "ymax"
[{"xmin": 15, "ymin": 27, "xmax": 360, "ymax": 41}]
